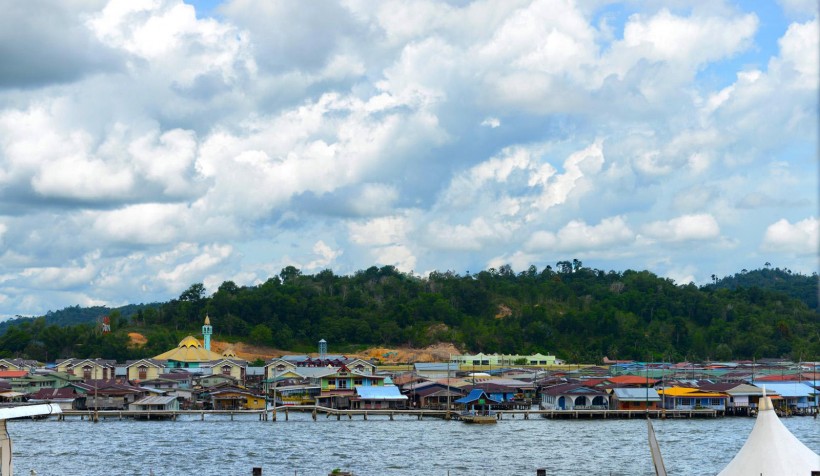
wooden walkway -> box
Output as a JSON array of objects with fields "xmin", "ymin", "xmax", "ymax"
[{"xmin": 55, "ymin": 407, "xmax": 718, "ymax": 422}]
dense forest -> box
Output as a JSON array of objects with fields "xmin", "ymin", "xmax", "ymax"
[{"xmin": 0, "ymin": 264, "xmax": 817, "ymax": 363}]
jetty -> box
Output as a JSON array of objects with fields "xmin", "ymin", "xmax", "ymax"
[{"xmin": 52, "ymin": 406, "xmax": 718, "ymax": 422}]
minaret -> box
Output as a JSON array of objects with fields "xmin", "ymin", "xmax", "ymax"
[{"xmin": 202, "ymin": 315, "xmax": 213, "ymax": 351}]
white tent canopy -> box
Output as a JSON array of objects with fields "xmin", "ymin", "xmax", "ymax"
[{"xmin": 717, "ymin": 393, "xmax": 819, "ymax": 476}]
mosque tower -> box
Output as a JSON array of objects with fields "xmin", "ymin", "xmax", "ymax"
[{"xmin": 202, "ymin": 315, "xmax": 213, "ymax": 351}]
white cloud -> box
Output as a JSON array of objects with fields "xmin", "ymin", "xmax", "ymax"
[
  {"xmin": 526, "ymin": 216, "xmax": 634, "ymax": 252},
  {"xmin": 481, "ymin": 117, "xmax": 500, "ymax": 128},
  {"xmin": 20, "ymin": 251, "xmax": 100, "ymax": 290},
  {"xmin": 155, "ymin": 243, "xmax": 234, "ymax": 292},
  {"xmin": 532, "ymin": 140, "xmax": 604, "ymax": 213},
  {"xmin": 761, "ymin": 217, "xmax": 818, "ymax": 254},
  {"xmin": 348, "ymin": 216, "xmax": 411, "ymax": 248},
  {"xmin": 0, "ymin": 1, "xmax": 816, "ymax": 316},
  {"xmin": 642, "ymin": 214, "xmax": 721, "ymax": 242},
  {"xmin": 304, "ymin": 241, "xmax": 342, "ymax": 271}
]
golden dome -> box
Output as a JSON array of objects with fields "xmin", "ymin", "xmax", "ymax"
[
  {"xmin": 204, "ymin": 315, "xmax": 211, "ymax": 325},
  {"xmin": 222, "ymin": 348, "xmax": 237, "ymax": 358},
  {"xmin": 178, "ymin": 336, "xmax": 203, "ymax": 348},
  {"xmin": 153, "ymin": 335, "xmax": 222, "ymax": 362}
]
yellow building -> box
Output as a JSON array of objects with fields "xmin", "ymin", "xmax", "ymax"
[
  {"xmin": 55, "ymin": 359, "xmax": 116, "ymax": 381},
  {"xmin": 205, "ymin": 359, "xmax": 246, "ymax": 382},
  {"xmin": 126, "ymin": 359, "xmax": 165, "ymax": 382},
  {"xmin": 210, "ymin": 387, "xmax": 266, "ymax": 410}
]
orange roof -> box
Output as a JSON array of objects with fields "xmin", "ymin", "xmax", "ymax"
[
  {"xmin": 754, "ymin": 374, "xmax": 801, "ymax": 381},
  {"xmin": 0, "ymin": 370, "xmax": 28, "ymax": 378},
  {"xmin": 608, "ymin": 375, "xmax": 658, "ymax": 385}
]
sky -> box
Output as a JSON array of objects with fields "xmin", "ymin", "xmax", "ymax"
[{"xmin": 0, "ymin": 0, "xmax": 817, "ymax": 318}]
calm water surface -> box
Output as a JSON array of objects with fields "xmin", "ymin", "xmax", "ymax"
[{"xmin": 10, "ymin": 413, "xmax": 819, "ymax": 476}]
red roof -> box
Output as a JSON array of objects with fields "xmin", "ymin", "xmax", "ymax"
[
  {"xmin": 0, "ymin": 370, "xmax": 28, "ymax": 379},
  {"xmin": 29, "ymin": 387, "xmax": 78, "ymax": 399},
  {"xmin": 607, "ymin": 375, "xmax": 658, "ymax": 386},
  {"xmin": 754, "ymin": 374, "xmax": 802, "ymax": 381}
]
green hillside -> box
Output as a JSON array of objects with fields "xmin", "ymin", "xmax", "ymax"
[{"xmin": 0, "ymin": 264, "xmax": 817, "ymax": 363}]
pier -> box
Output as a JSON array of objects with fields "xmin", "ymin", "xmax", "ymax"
[{"xmin": 52, "ymin": 406, "xmax": 718, "ymax": 422}]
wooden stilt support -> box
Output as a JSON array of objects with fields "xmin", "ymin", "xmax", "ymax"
[
  {"xmin": 363, "ymin": 412, "xmax": 367, "ymax": 420},
  {"xmin": 285, "ymin": 408, "xmax": 289, "ymax": 421},
  {"xmin": 389, "ymin": 412, "xmax": 394, "ymax": 421}
]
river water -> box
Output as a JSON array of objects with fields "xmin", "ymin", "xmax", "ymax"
[{"xmin": 9, "ymin": 413, "xmax": 819, "ymax": 476}]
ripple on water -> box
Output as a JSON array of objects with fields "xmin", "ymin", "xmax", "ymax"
[{"xmin": 8, "ymin": 416, "xmax": 819, "ymax": 476}]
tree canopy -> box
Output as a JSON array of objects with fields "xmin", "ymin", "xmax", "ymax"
[{"xmin": 0, "ymin": 264, "xmax": 817, "ymax": 363}]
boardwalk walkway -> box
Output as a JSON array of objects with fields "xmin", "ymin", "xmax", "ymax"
[{"xmin": 55, "ymin": 406, "xmax": 718, "ymax": 422}]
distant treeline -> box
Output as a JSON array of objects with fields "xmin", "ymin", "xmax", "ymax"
[{"xmin": 0, "ymin": 264, "xmax": 817, "ymax": 363}]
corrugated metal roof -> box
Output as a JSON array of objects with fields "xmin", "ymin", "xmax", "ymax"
[
  {"xmin": 755, "ymin": 382, "xmax": 816, "ymax": 397},
  {"xmin": 354, "ymin": 386, "xmax": 407, "ymax": 400},
  {"xmin": 132, "ymin": 396, "xmax": 177, "ymax": 406},
  {"xmin": 612, "ymin": 387, "xmax": 661, "ymax": 401},
  {"xmin": 414, "ymin": 363, "xmax": 454, "ymax": 371}
]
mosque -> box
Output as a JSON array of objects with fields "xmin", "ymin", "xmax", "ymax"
[
  {"xmin": 152, "ymin": 315, "xmax": 228, "ymax": 368},
  {"xmin": 126, "ymin": 316, "xmax": 247, "ymax": 384}
]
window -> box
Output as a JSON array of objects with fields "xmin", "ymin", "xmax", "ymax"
[
  {"xmin": 222, "ymin": 365, "xmax": 232, "ymax": 376},
  {"xmin": 337, "ymin": 379, "xmax": 348, "ymax": 389},
  {"xmin": 711, "ymin": 398, "xmax": 722, "ymax": 406},
  {"xmin": 0, "ymin": 366, "xmax": 7, "ymax": 372},
  {"xmin": 83, "ymin": 366, "xmax": 93, "ymax": 380},
  {"xmin": 66, "ymin": 366, "xmax": 74, "ymax": 375},
  {"xmin": 681, "ymin": 398, "xmax": 691, "ymax": 406},
  {"xmin": 354, "ymin": 378, "xmax": 363, "ymax": 386},
  {"xmin": 138, "ymin": 366, "xmax": 148, "ymax": 380}
]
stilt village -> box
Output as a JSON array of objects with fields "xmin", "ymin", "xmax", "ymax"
[{"xmin": 0, "ymin": 316, "xmax": 817, "ymax": 423}]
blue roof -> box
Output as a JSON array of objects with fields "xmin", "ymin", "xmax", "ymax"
[
  {"xmin": 756, "ymin": 382, "xmax": 816, "ymax": 398},
  {"xmin": 355, "ymin": 385, "xmax": 407, "ymax": 400},
  {"xmin": 454, "ymin": 389, "xmax": 501, "ymax": 405}
]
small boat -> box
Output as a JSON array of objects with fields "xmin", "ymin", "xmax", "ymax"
[{"xmin": 460, "ymin": 412, "xmax": 498, "ymax": 424}]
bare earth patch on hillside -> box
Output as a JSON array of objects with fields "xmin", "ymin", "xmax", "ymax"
[
  {"xmin": 127, "ymin": 331, "xmax": 459, "ymax": 364},
  {"xmin": 354, "ymin": 343, "xmax": 462, "ymax": 363},
  {"xmin": 127, "ymin": 332, "xmax": 147, "ymax": 347}
]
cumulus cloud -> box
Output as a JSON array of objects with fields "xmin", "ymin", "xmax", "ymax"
[
  {"xmin": 0, "ymin": 0, "xmax": 118, "ymax": 88},
  {"xmin": 527, "ymin": 216, "xmax": 635, "ymax": 252},
  {"xmin": 642, "ymin": 214, "xmax": 721, "ymax": 242},
  {"xmin": 481, "ymin": 117, "xmax": 501, "ymax": 128},
  {"xmin": 0, "ymin": 0, "xmax": 816, "ymax": 316},
  {"xmin": 761, "ymin": 217, "xmax": 818, "ymax": 254}
]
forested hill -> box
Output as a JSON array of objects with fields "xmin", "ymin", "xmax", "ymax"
[
  {"xmin": 707, "ymin": 267, "xmax": 818, "ymax": 310},
  {"xmin": 0, "ymin": 264, "xmax": 817, "ymax": 363},
  {"xmin": 0, "ymin": 303, "xmax": 160, "ymax": 335}
]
